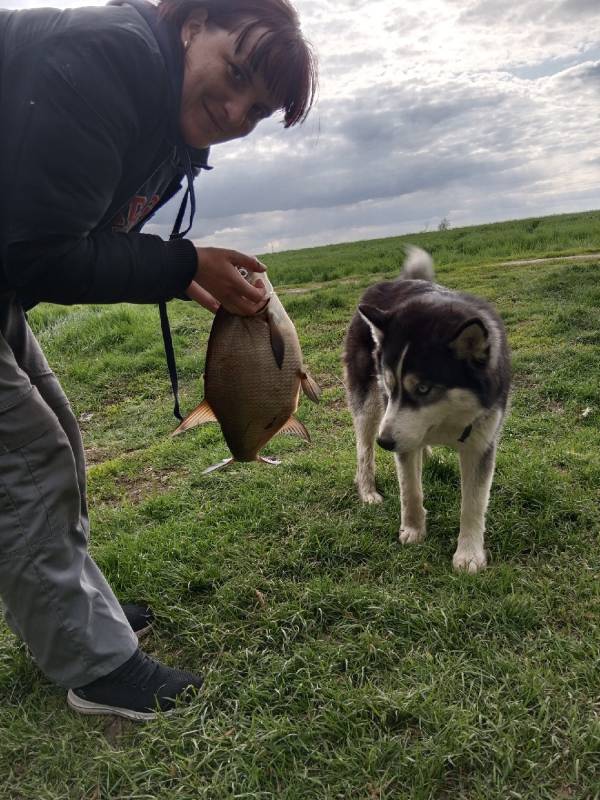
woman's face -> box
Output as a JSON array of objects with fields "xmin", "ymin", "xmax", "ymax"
[{"xmin": 180, "ymin": 14, "xmax": 279, "ymax": 148}]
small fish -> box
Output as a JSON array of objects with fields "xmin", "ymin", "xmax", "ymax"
[{"xmin": 172, "ymin": 270, "xmax": 320, "ymax": 472}]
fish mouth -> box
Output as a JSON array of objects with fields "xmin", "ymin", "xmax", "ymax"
[
  {"xmin": 254, "ymin": 296, "xmax": 271, "ymax": 315},
  {"xmin": 236, "ymin": 267, "xmax": 271, "ymax": 315}
]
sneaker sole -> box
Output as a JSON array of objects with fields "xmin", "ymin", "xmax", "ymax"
[{"xmin": 66, "ymin": 689, "xmax": 175, "ymax": 722}]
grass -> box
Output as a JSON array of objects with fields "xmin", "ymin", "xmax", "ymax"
[
  {"xmin": 262, "ymin": 208, "xmax": 600, "ymax": 286},
  {"xmin": 1, "ymin": 210, "xmax": 599, "ymax": 799}
]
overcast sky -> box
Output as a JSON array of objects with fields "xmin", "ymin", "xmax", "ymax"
[{"xmin": 4, "ymin": 0, "xmax": 600, "ymax": 254}]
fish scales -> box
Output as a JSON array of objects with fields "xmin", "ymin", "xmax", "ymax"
[
  {"xmin": 205, "ymin": 305, "xmax": 303, "ymax": 460},
  {"xmin": 172, "ymin": 271, "xmax": 320, "ymax": 470}
]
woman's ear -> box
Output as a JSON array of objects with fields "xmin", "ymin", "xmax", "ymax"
[{"xmin": 181, "ymin": 7, "xmax": 209, "ymax": 48}]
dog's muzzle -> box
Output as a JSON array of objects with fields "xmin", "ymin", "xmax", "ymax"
[{"xmin": 376, "ymin": 436, "xmax": 396, "ymax": 452}]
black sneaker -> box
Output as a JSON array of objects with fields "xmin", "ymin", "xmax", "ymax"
[
  {"xmin": 67, "ymin": 649, "xmax": 203, "ymax": 721},
  {"xmin": 121, "ymin": 603, "xmax": 154, "ymax": 638}
]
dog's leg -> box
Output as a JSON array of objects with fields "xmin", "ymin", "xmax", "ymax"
[
  {"xmin": 453, "ymin": 442, "xmax": 497, "ymax": 573},
  {"xmin": 395, "ymin": 448, "xmax": 427, "ymax": 543},
  {"xmin": 353, "ymin": 388, "xmax": 384, "ymax": 504}
]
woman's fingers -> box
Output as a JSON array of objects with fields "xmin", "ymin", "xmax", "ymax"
[
  {"xmin": 185, "ymin": 281, "xmax": 220, "ymax": 313},
  {"xmin": 227, "ymin": 251, "xmax": 267, "ymax": 274},
  {"xmin": 192, "ymin": 246, "xmax": 270, "ymax": 315}
]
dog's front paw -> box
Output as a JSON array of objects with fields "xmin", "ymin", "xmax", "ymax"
[
  {"xmin": 452, "ymin": 548, "xmax": 487, "ymax": 573},
  {"xmin": 399, "ymin": 525, "xmax": 426, "ymax": 544},
  {"xmin": 356, "ymin": 479, "xmax": 383, "ymax": 504},
  {"xmin": 359, "ymin": 488, "xmax": 383, "ymax": 504}
]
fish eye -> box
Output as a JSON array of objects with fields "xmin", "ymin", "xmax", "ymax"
[{"xmin": 415, "ymin": 382, "xmax": 431, "ymax": 396}]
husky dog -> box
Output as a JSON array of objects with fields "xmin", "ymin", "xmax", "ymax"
[{"xmin": 343, "ymin": 246, "xmax": 511, "ymax": 572}]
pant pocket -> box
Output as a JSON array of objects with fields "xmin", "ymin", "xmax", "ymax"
[
  {"xmin": 0, "ymin": 387, "xmax": 81, "ymax": 560},
  {"xmin": 0, "ymin": 387, "xmax": 54, "ymax": 452}
]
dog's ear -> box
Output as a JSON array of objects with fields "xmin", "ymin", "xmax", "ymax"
[
  {"xmin": 449, "ymin": 317, "xmax": 489, "ymax": 363},
  {"xmin": 358, "ymin": 304, "xmax": 389, "ymax": 344}
]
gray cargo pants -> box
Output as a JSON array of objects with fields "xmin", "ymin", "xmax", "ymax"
[{"xmin": 0, "ymin": 293, "xmax": 137, "ymax": 688}]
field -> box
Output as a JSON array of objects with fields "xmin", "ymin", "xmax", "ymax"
[{"xmin": 1, "ymin": 210, "xmax": 599, "ymax": 799}]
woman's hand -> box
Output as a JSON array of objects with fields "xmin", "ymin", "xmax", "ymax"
[
  {"xmin": 185, "ymin": 280, "xmax": 220, "ymax": 313},
  {"xmin": 186, "ymin": 246, "xmax": 268, "ymax": 315}
]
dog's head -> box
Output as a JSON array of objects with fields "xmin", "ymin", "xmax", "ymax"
[{"xmin": 359, "ymin": 294, "xmax": 498, "ymax": 452}]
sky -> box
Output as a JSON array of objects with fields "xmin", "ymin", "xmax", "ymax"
[{"xmin": 3, "ymin": 0, "xmax": 600, "ymax": 255}]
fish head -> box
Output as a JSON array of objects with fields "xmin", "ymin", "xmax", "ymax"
[{"xmin": 237, "ymin": 266, "xmax": 275, "ymax": 301}]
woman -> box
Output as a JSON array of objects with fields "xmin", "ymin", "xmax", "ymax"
[{"xmin": 0, "ymin": 0, "xmax": 317, "ymax": 721}]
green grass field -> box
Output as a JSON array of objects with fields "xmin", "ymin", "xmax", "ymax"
[{"xmin": 1, "ymin": 210, "xmax": 599, "ymax": 799}]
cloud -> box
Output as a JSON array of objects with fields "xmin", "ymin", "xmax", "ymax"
[
  {"xmin": 556, "ymin": 0, "xmax": 598, "ymax": 16},
  {"xmin": 555, "ymin": 59, "xmax": 600, "ymax": 86},
  {"xmin": 146, "ymin": 42, "xmax": 600, "ymax": 253},
  {"xmin": 9, "ymin": 0, "xmax": 600, "ymax": 255}
]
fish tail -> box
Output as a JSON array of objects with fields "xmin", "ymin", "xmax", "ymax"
[{"xmin": 202, "ymin": 457, "xmax": 235, "ymax": 474}]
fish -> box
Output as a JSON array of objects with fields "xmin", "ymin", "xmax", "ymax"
[{"xmin": 172, "ymin": 269, "xmax": 320, "ymax": 472}]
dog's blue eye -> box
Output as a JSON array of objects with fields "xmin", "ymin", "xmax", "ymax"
[{"xmin": 415, "ymin": 383, "xmax": 431, "ymax": 395}]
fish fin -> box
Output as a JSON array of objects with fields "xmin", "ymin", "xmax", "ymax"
[
  {"xmin": 267, "ymin": 309, "xmax": 285, "ymax": 369},
  {"xmin": 202, "ymin": 457, "xmax": 235, "ymax": 474},
  {"xmin": 299, "ymin": 370, "xmax": 321, "ymax": 403},
  {"xmin": 171, "ymin": 399, "xmax": 217, "ymax": 436},
  {"xmin": 259, "ymin": 456, "xmax": 281, "ymax": 466},
  {"xmin": 278, "ymin": 415, "xmax": 311, "ymax": 442}
]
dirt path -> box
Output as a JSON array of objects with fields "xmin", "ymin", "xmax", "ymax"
[{"xmin": 495, "ymin": 252, "xmax": 600, "ymax": 266}]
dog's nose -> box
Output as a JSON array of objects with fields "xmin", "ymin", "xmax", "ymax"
[{"xmin": 376, "ymin": 436, "xmax": 396, "ymax": 451}]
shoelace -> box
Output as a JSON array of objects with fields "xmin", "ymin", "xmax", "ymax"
[{"xmin": 118, "ymin": 651, "xmax": 163, "ymax": 689}]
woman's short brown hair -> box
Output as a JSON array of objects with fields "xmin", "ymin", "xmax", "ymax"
[{"xmin": 158, "ymin": 0, "xmax": 318, "ymax": 126}]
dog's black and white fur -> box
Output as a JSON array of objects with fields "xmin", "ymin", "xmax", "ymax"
[{"xmin": 343, "ymin": 246, "xmax": 511, "ymax": 572}]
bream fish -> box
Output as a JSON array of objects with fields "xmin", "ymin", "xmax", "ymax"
[{"xmin": 172, "ymin": 270, "xmax": 320, "ymax": 472}]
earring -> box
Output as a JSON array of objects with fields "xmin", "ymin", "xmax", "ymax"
[{"xmin": 184, "ymin": 39, "xmax": 190, "ymax": 51}]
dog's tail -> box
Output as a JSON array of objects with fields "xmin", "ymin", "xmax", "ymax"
[{"xmin": 401, "ymin": 245, "xmax": 435, "ymax": 281}]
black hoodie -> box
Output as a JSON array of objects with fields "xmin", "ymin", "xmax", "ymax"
[{"xmin": 0, "ymin": 0, "xmax": 208, "ymax": 308}]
